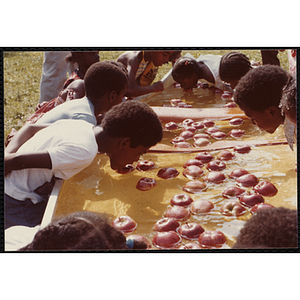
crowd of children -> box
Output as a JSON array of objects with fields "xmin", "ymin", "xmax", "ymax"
[{"xmin": 4, "ymin": 49, "xmax": 297, "ymax": 251}]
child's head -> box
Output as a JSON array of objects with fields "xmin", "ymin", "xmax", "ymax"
[
  {"xmin": 149, "ymin": 51, "xmax": 179, "ymax": 67},
  {"xmin": 19, "ymin": 211, "xmax": 129, "ymax": 250},
  {"xmin": 66, "ymin": 51, "xmax": 100, "ymax": 71},
  {"xmin": 171, "ymin": 57, "xmax": 199, "ymax": 90},
  {"xmin": 84, "ymin": 61, "xmax": 129, "ymax": 104},
  {"xmin": 98, "ymin": 100, "xmax": 163, "ymax": 170},
  {"xmin": 219, "ymin": 51, "xmax": 252, "ymax": 89},
  {"xmin": 279, "ymin": 75, "xmax": 297, "ymax": 125},
  {"xmin": 233, "ymin": 207, "xmax": 298, "ymax": 249},
  {"xmin": 234, "ymin": 65, "xmax": 289, "ymax": 133}
]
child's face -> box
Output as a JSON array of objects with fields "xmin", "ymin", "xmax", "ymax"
[
  {"xmin": 176, "ymin": 74, "xmax": 198, "ymax": 90},
  {"xmin": 151, "ymin": 52, "xmax": 173, "ymax": 67},
  {"xmin": 81, "ymin": 52, "xmax": 100, "ymax": 68}
]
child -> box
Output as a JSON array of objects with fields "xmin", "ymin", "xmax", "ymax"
[
  {"xmin": 234, "ymin": 65, "xmax": 296, "ymax": 150},
  {"xmin": 4, "ymin": 100, "xmax": 163, "ymax": 229},
  {"xmin": 116, "ymin": 50, "xmax": 181, "ymax": 98},
  {"xmin": 232, "ymin": 207, "xmax": 297, "ymax": 249},
  {"xmin": 5, "ymin": 211, "xmax": 148, "ymax": 251},
  {"xmin": 170, "ymin": 51, "xmax": 252, "ymax": 91}
]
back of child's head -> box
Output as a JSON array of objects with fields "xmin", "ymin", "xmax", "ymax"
[
  {"xmin": 232, "ymin": 207, "xmax": 298, "ymax": 249},
  {"xmin": 100, "ymin": 100, "xmax": 163, "ymax": 148},
  {"xmin": 219, "ymin": 51, "xmax": 252, "ymax": 82},
  {"xmin": 84, "ymin": 61, "xmax": 129, "ymax": 102},
  {"xmin": 172, "ymin": 56, "xmax": 199, "ymax": 81},
  {"xmin": 234, "ymin": 65, "xmax": 289, "ymax": 112},
  {"xmin": 18, "ymin": 211, "xmax": 129, "ymax": 251}
]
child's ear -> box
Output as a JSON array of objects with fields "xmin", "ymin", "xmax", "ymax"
[
  {"xmin": 119, "ymin": 137, "xmax": 131, "ymax": 149},
  {"xmin": 269, "ymin": 106, "xmax": 282, "ymax": 118},
  {"xmin": 109, "ymin": 90, "xmax": 117, "ymax": 102}
]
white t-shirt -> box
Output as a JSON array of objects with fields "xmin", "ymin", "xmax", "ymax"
[
  {"xmin": 36, "ymin": 96, "xmax": 97, "ymax": 125},
  {"xmin": 5, "ymin": 119, "xmax": 98, "ymax": 204}
]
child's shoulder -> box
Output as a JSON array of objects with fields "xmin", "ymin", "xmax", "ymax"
[{"xmin": 117, "ymin": 51, "xmax": 143, "ymax": 65}]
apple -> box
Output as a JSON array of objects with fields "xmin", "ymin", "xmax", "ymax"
[
  {"xmin": 233, "ymin": 145, "xmax": 251, "ymax": 154},
  {"xmin": 190, "ymin": 199, "xmax": 214, "ymax": 214},
  {"xmin": 183, "ymin": 165, "xmax": 204, "ymax": 180},
  {"xmin": 164, "ymin": 122, "xmax": 179, "ymax": 130},
  {"xmin": 202, "ymin": 119, "xmax": 215, "ymax": 128},
  {"xmin": 216, "ymin": 149, "xmax": 235, "ymax": 161},
  {"xmin": 239, "ymin": 192, "xmax": 265, "ymax": 207},
  {"xmin": 223, "ymin": 102, "xmax": 237, "ymax": 108},
  {"xmin": 180, "ymin": 130, "xmax": 194, "ymax": 140},
  {"xmin": 198, "ymin": 231, "xmax": 227, "ymax": 248},
  {"xmin": 229, "ymin": 118, "xmax": 244, "ymax": 126},
  {"xmin": 250, "ymin": 203, "xmax": 275, "ymax": 214},
  {"xmin": 182, "ymin": 118, "xmax": 194, "ymax": 127},
  {"xmin": 253, "ymin": 181, "xmax": 278, "ymax": 197},
  {"xmin": 184, "ymin": 126, "xmax": 197, "ymax": 133},
  {"xmin": 195, "ymin": 152, "xmax": 214, "ymax": 163},
  {"xmin": 126, "ymin": 234, "xmax": 152, "ymax": 249},
  {"xmin": 170, "ymin": 136, "xmax": 185, "ymax": 144},
  {"xmin": 170, "ymin": 193, "xmax": 194, "ymax": 207},
  {"xmin": 211, "ymin": 131, "xmax": 227, "ymax": 140},
  {"xmin": 215, "ymin": 89, "xmax": 223, "ymax": 94},
  {"xmin": 193, "ymin": 138, "xmax": 211, "ymax": 147},
  {"xmin": 192, "ymin": 122, "xmax": 205, "ymax": 130},
  {"xmin": 183, "ymin": 159, "xmax": 204, "ymax": 168},
  {"xmin": 193, "ymin": 133, "xmax": 210, "ymax": 140},
  {"xmin": 116, "ymin": 164, "xmax": 135, "ymax": 174},
  {"xmin": 182, "ymin": 180, "xmax": 207, "ymax": 193},
  {"xmin": 222, "ymin": 186, "xmax": 246, "ymax": 198},
  {"xmin": 229, "ymin": 129, "xmax": 245, "ymax": 138},
  {"xmin": 221, "ymin": 92, "xmax": 233, "ymax": 100},
  {"xmin": 204, "ymin": 171, "xmax": 226, "ymax": 184},
  {"xmin": 136, "ymin": 177, "xmax": 157, "ymax": 191},
  {"xmin": 199, "ymin": 82, "xmax": 209, "ymax": 89},
  {"xmin": 164, "ymin": 206, "xmax": 190, "ymax": 221},
  {"xmin": 179, "ymin": 242, "xmax": 202, "ymax": 249},
  {"xmin": 220, "ymin": 200, "xmax": 247, "ymax": 216},
  {"xmin": 205, "ymin": 127, "xmax": 220, "ymax": 135},
  {"xmin": 236, "ymin": 174, "xmax": 259, "ymax": 187},
  {"xmin": 153, "ymin": 217, "xmax": 180, "ymax": 232},
  {"xmin": 206, "ymin": 160, "xmax": 226, "ymax": 171},
  {"xmin": 229, "ymin": 168, "xmax": 249, "ymax": 179},
  {"xmin": 178, "ymin": 222, "xmax": 205, "ymax": 240},
  {"xmin": 157, "ymin": 167, "xmax": 180, "ymax": 179},
  {"xmin": 136, "ymin": 160, "xmax": 155, "ymax": 171},
  {"xmin": 152, "ymin": 231, "xmax": 181, "ymax": 249},
  {"xmin": 170, "ymin": 98, "xmax": 182, "ymax": 106},
  {"xmin": 174, "ymin": 142, "xmax": 192, "ymax": 148},
  {"xmin": 112, "ymin": 215, "xmax": 137, "ymax": 234}
]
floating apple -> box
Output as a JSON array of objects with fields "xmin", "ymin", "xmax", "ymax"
[
  {"xmin": 194, "ymin": 133, "xmax": 210, "ymax": 140},
  {"xmin": 192, "ymin": 122, "xmax": 204, "ymax": 130},
  {"xmin": 211, "ymin": 131, "xmax": 227, "ymax": 140},
  {"xmin": 183, "ymin": 159, "xmax": 204, "ymax": 168},
  {"xmin": 195, "ymin": 152, "xmax": 214, "ymax": 163},
  {"xmin": 180, "ymin": 130, "xmax": 194, "ymax": 140},
  {"xmin": 157, "ymin": 167, "xmax": 179, "ymax": 179},
  {"xmin": 164, "ymin": 206, "xmax": 190, "ymax": 221},
  {"xmin": 164, "ymin": 122, "xmax": 179, "ymax": 130},
  {"xmin": 253, "ymin": 181, "xmax": 278, "ymax": 197},
  {"xmin": 205, "ymin": 127, "xmax": 220, "ymax": 135},
  {"xmin": 136, "ymin": 160, "xmax": 155, "ymax": 171},
  {"xmin": 182, "ymin": 180, "xmax": 207, "ymax": 193},
  {"xmin": 153, "ymin": 217, "xmax": 180, "ymax": 232},
  {"xmin": 190, "ymin": 199, "xmax": 214, "ymax": 214},
  {"xmin": 170, "ymin": 136, "xmax": 185, "ymax": 144},
  {"xmin": 229, "ymin": 168, "xmax": 249, "ymax": 179},
  {"xmin": 170, "ymin": 98, "xmax": 182, "ymax": 106},
  {"xmin": 206, "ymin": 160, "xmax": 226, "ymax": 171},
  {"xmin": 221, "ymin": 92, "xmax": 233, "ymax": 100},
  {"xmin": 204, "ymin": 171, "xmax": 226, "ymax": 184},
  {"xmin": 223, "ymin": 102, "xmax": 237, "ymax": 108},
  {"xmin": 229, "ymin": 129, "xmax": 245, "ymax": 138},
  {"xmin": 174, "ymin": 142, "xmax": 192, "ymax": 148},
  {"xmin": 220, "ymin": 200, "xmax": 247, "ymax": 216},
  {"xmin": 229, "ymin": 118, "xmax": 244, "ymax": 126},
  {"xmin": 198, "ymin": 231, "xmax": 227, "ymax": 248},
  {"xmin": 236, "ymin": 174, "xmax": 259, "ymax": 187},
  {"xmin": 233, "ymin": 145, "xmax": 251, "ymax": 154},
  {"xmin": 194, "ymin": 138, "xmax": 211, "ymax": 147},
  {"xmin": 116, "ymin": 164, "xmax": 135, "ymax": 174},
  {"xmin": 250, "ymin": 203, "xmax": 275, "ymax": 214},
  {"xmin": 239, "ymin": 192, "xmax": 265, "ymax": 207},
  {"xmin": 178, "ymin": 222, "xmax": 205, "ymax": 240},
  {"xmin": 112, "ymin": 216, "xmax": 137, "ymax": 234},
  {"xmin": 179, "ymin": 242, "xmax": 202, "ymax": 249},
  {"xmin": 152, "ymin": 231, "xmax": 181, "ymax": 249},
  {"xmin": 182, "ymin": 118, "xmax": 194, "ymax": 127},
  {"xmin": 126, "ymin": 234, "xmax": 152, "ymax": 249},
  {"xmin": 183, "ymin": 165, "xmax": 204, "ymax": 180},
  {"xmin": 216, "ymin": 149, "xmax": 235, "ymax": 161},
  {"xmin": 136, "ymin": 177, "xmax": 157, "ymax": 191},
  {"xmin": 184, "ymin": 126, "xmax": 197, "ymax": 133},
  {"xmin": 170, "ymin": 194, "xmax": 194, "ymax": 207},
  {"xmin": 202, "ymin": 119, "xmax": 215, "ymax": 128},
  {"xmin": 222, "ymin": 186, "xmax": 246, "ymax": 198}
]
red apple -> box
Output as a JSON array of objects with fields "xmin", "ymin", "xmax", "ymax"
[
  {"xmin": 157, "ymin": 167, "xmax": 180, "ymax": 179},
  {"xmin": 220, "ymin": 200, "xmax": 246, "ymax": 216},
  {"xmin": 126, "ymin": 234, "xmax": 152, "ymax": 249},
  {"xmin": 190, "ymin": 199, "xmax": 214, "ymax": 214},
  {"xmin": 198, "ymin": 231, "xmax": 227, "ymax": 248},
  {"xmin": 192, "ymin": 122, "xmax": 205, "ymax": 130},
  {"xmin": 136, "ymin": 160, "xmax": 155, "ymax": 171},
  {"xmin": 223, "ymin": 102, "xmax": 237, "ymax": 108},
  {"xmin": 229, "ymin": 129, "xmax": 245, "ymax": 138},
  {"xmin": 206, "ymin": 160, "xmax": 226, "ymax": 171},
  {"xmin": 178, "ymin": 222, "xmax": 205, "ymax": 240},
  {"xmin": 183, "ymin": 159, "xmax": 204, "ymax": 168},
  {"xmin": 229, "ymin": 168, "xmax": 249, "ymax": 179},
  {"xmin": 174, "ymin": 142, "xmax": 192, "ymax": 148},
  {"xmin": 211, "ymin": 131, "xmax": 227, "ymax": 140},
  {"xmin": 153, "ymin": 217, "xmax": 180, "ymax": 232},
  {"xmin": 152, "ymin": 231, "xmax": 181, "ymax": 249},
  {"xmin": 202, "ymin": 119, "xmax": 215, "ymax": 128},
  {"xmin": 205, "ymin": 127, "xmax": 220, "ymax": 135},
  {"xmin": 112, "ymin": 216, "xmax": 137, "ymax": 234},
  {"xmin": 184, "ymin": 126, "xmax": 197, "ymax": 133},
  {"xmin": 193, "ymin": 138, "xmax": 211, "ymax": 147},
  {"xmin": 250, "ymin": 203, "xmax": 275, "ymax": 214},
  {"xmin": 170, "ymin": 98, "xmax": 182, "ymax": 106},
  {"xmin": 193, "ymin": 133, "xmax": 210, "ymax": 140},
  {"xmin": 183, "ymin": 165, "xmax": 204, "ymax": 180},
  {"xmin": 195, "ymin": 152, "xmax": 214, "ymax": 163},
  {"xmin": 136, "ymin": 177, "xmax": 157, "ymax": 191},
  {"xmin": 180, "ymin": 130, "xmax": 194, "ymax": 140},
  {"xmin": 170, "ymin": 193, "xmax": 194, "ymax": 207},
  {"xmin": 229, "ymin": 118, "xmax": 244, "ymax": 126},
  {"xmin": 222, "ymin": 186, "xmax": 246, "ymax": 198},
  {"xmin": 182, "ymin": 180, "xmax": 207, "ymax": 193},
  {"xmin": 216, "ymin": 149, "xmax": 235, "ymax": 161},
  {"xmin": 179, "ymin": 242, "xmax": 202, "ymax": 249},
  {"xmin": 236, "ymin": 174, "xmax": 259, "ymax": 187},
  {"xmin": 116, "ymin": 164, "xmax": 135, "ymax": 174},
  {"xmin": 204, "ymin": 171, "xmax": 226, "ymax": 184},
  {"xmin": 170, "ymin": 136, "xmax": 185, "ymax": 144},
  {"xmin": 239, "ymin": 192, "xmax": 265, "ymax": 207},
  {"xmin": 164, "ymin": 122, "xmax": 179, "ymax": 130},
  {"xmin": 221, "ymin": 92, "xmax": 233, "ymax": 100},
  {"xmin": 233, "ymin": 145, "xmax": 251, "ymax": 154},
  {"xmin": 253, "ymin": 181, "xmax": 278, "ymax": 197},
  {"xmin": 182, "ymin": 118, "xmax": 194, "ymax": 127},
  {"xmin": 165, "ymin": 206, "xmax": 190, "ymax": 221}
]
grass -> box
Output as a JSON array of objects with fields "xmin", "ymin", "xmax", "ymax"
[{"xmin": 3, "ymin": 49, "xmax": 289, "ymax": 140}]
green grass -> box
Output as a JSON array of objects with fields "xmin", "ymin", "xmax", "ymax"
[{"xmin": 4, "ymin": 49, "xmax": 289, "ymax": 140}]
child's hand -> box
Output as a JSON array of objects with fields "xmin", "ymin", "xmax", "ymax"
[{"xmin": 151, "ymin": 81, "xmax": 164, "ymax": 92}]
